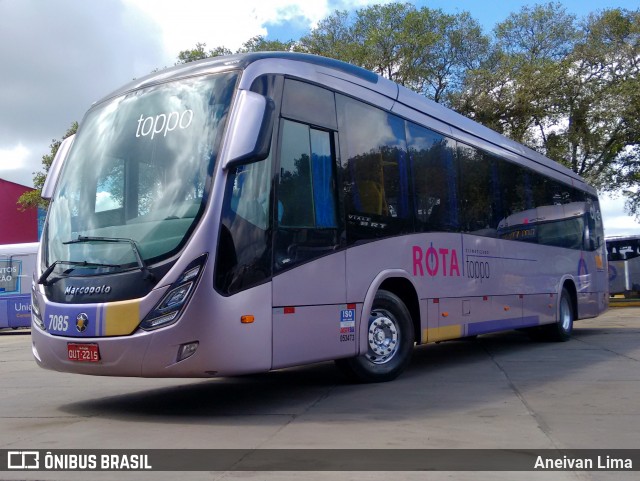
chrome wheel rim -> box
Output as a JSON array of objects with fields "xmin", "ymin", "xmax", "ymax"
[{"xmin": 366, "ymin": 309, "xmax": 399, "ymax": 364}]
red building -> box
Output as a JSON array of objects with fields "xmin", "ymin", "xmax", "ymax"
[{"xmin": 0, "ymin": 179, "xmax": 39, "ymax": 244}]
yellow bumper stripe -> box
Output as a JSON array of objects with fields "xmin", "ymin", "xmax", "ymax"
[
  {"xmin": 423, "ymin": 325, "xmax": 463, "ymax": 343},
  {"xmin": 103, "ymin": 300, "xmax": 140, "ymax": 336}
]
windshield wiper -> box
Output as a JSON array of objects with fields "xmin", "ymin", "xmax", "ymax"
[
  {"xmin": 38, "ymin": 260, "xmax": 123, "ymax": 286},
  {"xmin": 62, "ymin": 236, "xmax": 155, "ymax": 282}
]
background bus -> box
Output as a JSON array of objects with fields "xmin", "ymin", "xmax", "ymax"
[
  {"xmin": 606, "ymin": 235, "xmax": 640, "ymax": 297},
  {"xmin": 31, "ymin": 52, "xmax": 607, "ymax": 382},
  {"xmin": 0, "ymin": 242, "xmax": 38, "ymax": 330}
]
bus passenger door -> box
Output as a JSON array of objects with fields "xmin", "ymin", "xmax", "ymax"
[{"xmin": 271, "ymin": 119, "xmax": 352, "ymax": 369}]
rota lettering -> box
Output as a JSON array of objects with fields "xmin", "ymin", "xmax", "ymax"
[{"xmin": 412, "ymin": 243, "xmax": 460, "ymax": 277}]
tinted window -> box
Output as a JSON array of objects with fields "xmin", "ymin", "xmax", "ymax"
[
  {"xmin": 279, "ymin": 121, "xmax": 315, "ymax": 226},
  {"xmin": 274, "ymin": 120, "xmax": 339, "ymax": 271},
  {"xmin": 216, "ymin": 154, "xmax": 273, "ymax": 295},
  {"xmin": 278, "ymin": 120, "xmax": 337, "ymax": 229},
  {"xmin": 495, "ymin": 163, "xmax": 538, "ymax": 243},
  {"xmin": 458, "ymin": 144, "xmax": 497, "ymax": 236},
  {"xmin": 496, "ymin": 160, "xmax": 530, "ymax": 219},
  {"xmin": 281, "ymin": 79, "xmax": 337, "ymax": 130},
  {"xmin": 337, "ymin": 95, "xmax": 411, "ymax": 244},
  {"xmin": 407, "ymin": 122, "xmax": 459, "ymax": 232},
  {"xmin": 588, "ymin": 196, "xmax": 604, "ymax": 250}
]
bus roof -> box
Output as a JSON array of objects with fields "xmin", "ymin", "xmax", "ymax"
[
  {"xmin": 0, "ymin": 242, "xmax": 39, "ymax": 256},
  {"xmin": 93, "ymin": 52, "xmax": 591, "ymax": 193},
  {"xmin": 606, "ymin": 235, "xmax": 640, "ymax": 243}
]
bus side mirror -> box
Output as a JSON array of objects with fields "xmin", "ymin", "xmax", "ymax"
[
  {"xmin": 41, "ymin": 134, "xmax": 75, "ymax": 200},
  {"xmin": 221, "ymin": 90, "xmax": 274, "ymax": 170}
]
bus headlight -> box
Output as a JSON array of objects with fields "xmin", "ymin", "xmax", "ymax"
[
  {"xmin": 31, "ymin": 287, "xmax": 45, "ymax": 331},
  {"xmin": 140, "ymin": 254, "xmax": 207, "ymax": 331}
]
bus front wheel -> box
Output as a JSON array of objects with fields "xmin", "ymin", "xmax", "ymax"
[
  {"xmin": 545, "ymin": 287, "xmax": 574, "ymax": 342},
  {"xmin": 336, "ymin": 290, "xmax": 414, "ymax": 383}
]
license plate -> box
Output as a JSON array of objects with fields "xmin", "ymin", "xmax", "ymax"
[{"xmin": 67, "ymin": 343, "xmax": 100, "ymax": 362}]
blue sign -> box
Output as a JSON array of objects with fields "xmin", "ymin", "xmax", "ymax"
[{"xmin": 0, "ymin": 294, "xmax": 31, "ymax": 329}]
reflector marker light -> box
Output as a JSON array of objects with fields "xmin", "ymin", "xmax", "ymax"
[{"xmin": 177, "ymin": 341, "xmax": 199, "ymax": 362}]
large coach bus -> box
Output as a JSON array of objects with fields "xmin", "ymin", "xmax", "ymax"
[
  {"xmin": 31, "ymin": 52, "xmax": 608, "ymax": 382},
  {"xmin": 1, "ymin": 242, "xmax": 38, "ymax": 330},
  {"xmin": 606, "ymin": 235, "xmax": 640, "ymax": 297}
]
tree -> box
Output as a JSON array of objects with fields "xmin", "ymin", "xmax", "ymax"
[
  {"xmin": 299, "ymin": 3, "xmax": 489, "ymax": 105},
  {"xmin": 349, "ymin": 2, "xmax": 416, "ymax": 82},
  {"xmin": 450, "ymin": 4, "xmax": 640, "ymax": 214},
  {"xmin": 494, "ymin": 2, "xmax": 578, "ymax": 61},
  {"xmin": 17, "ymin": 121, "xmax": 78, "ymax": 210},
  {"xmin": 451, "ymin": 3, "xmax": 579, "ymax": 144},
  {"xmin": 237, "ymin": 35, "xmax": 296, "ymax": 53},
  {"xmin": 176, "ymin": 36, "xmax": 296, "ymax": 66},
  {"xmin": 177, "ymin": 5, "xmax": 489, "ymax": 107},
  {"xmin": 176, "ymin": 42, "xmax": 232, "ymax": 64},
  {"xmin": 570, "ymin": 9, "xmax": 640, "ymax": 213},
  {"xmin": 404, "ymin": 9, "xmax": 488, "ymax": 103},
  {"xmin": 298, "ymin": 10, "xmax": 358, "ymax": 62}
]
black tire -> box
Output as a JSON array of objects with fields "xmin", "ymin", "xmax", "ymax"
[
  {"xmin": 336, "ymin": 290, "xmax": 414, "ymax": 383},
  {"xmin": 543, "ymin": 287, "xmax": 574, "ymax": 342}
]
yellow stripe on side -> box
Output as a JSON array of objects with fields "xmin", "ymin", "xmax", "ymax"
[
  {"xmin": 595, "ymin": 255, "xmax": 604, "ymax": 270},
  {"xmin": 422, "ymin": 325, "xmax": 463, "ymax": 343},
  {"xmin": 104, "ymin": 300, "xmax": 140, "ymax": 336}
]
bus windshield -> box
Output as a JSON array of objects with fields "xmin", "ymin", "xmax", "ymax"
[{"xmin": 44, "ymin": 72, "xmax": 237, "ymax": 270}]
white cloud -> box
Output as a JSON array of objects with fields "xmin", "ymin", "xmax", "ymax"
[
  {"xmin": 123, "ymin": 0, "xmax": 388, "ymax": 57},
  {"xmin": 123, "ymin": 0, "xmax": 286, "ymax": 56},
  {"xmin": 600, "ymin": 194, "xmax": 640, "ymax": 237},
  {"xmin": 0, "ymin": 0, "xmax": 166, "ymax": 187},
  {"xmin": 0, "ymin": 144, "xmax": 30, "ymax": 171},
  {"xmin": 95, "ymin": 191, "xmax": 121, "ymax": 213}
]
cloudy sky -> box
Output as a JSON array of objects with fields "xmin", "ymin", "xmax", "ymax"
[{"xmin": 0, "ymin": 0, "xmax": 638, "ymax": 236}]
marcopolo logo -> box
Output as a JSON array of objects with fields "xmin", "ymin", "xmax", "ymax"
[
  {"xmin": 65, "ymin": 285, "xmax": 112, "ymax": 296},
  {"xmin": 76, "ymin": 313, "xmax": 89, "ymax": 333}
]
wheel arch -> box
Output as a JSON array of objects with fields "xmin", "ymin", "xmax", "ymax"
[{"xmin": 358, "ymin": 270, "xmax": 421, "ymax": 355}]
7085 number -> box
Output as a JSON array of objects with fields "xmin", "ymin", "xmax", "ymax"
[{"xmin": 48, "ymin": 314, "xmax": 69, "ymax": 331}]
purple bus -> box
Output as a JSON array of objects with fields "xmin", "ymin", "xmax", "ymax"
[
  {"xmin": 31, "ymin": 53, "xmax": 608, "ymax": 382},
  {"xmin": 606, "ymin": 235, "xmax": 640, "ymax": 297}
]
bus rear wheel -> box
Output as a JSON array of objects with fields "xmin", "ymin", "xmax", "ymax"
[{"xmin": 336, "ymin": 290, "xmax": 414, "ymax": 383}]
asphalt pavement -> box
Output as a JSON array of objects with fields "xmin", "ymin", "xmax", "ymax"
[{"xmin": 1, "ymin": 307, "xmax": 639, "ymax": 481}]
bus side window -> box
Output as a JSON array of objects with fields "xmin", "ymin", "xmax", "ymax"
[
  {"xmin": 337, "ymin": 94, "xmax": 411, "ymax": 244},
  {"xmin": 590, "ymin": 196, "xmax": 604, "ymax": 250},
  {"xmin": 458, "ymin": 144, "xmax": 496, "ymax": 236},
  {"xmin": 406, "ymin": 122, "xmax": 459, "ymax": 232},
  {"xmin": 274, "ymin": 119, "xmax": 339, "ymax": 271},
  {"xmin": 215, "ymin": 155, "xmax": 274, "ymax": 295}
]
